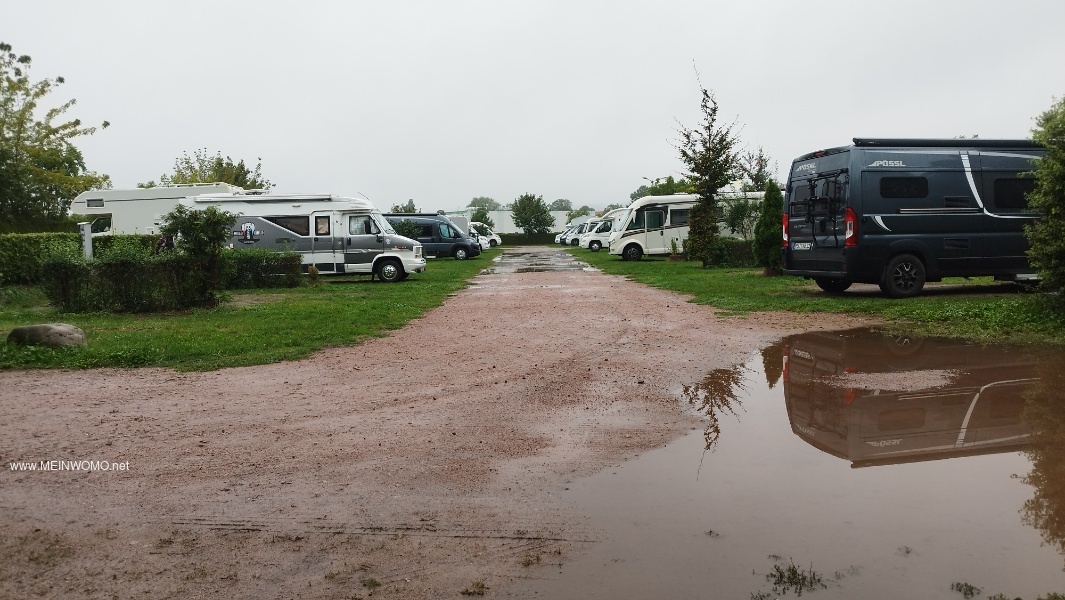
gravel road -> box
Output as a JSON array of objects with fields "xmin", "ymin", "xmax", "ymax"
[{"xmin": 0, "ymin": 247, "xmax": 872, "ymax": 599}]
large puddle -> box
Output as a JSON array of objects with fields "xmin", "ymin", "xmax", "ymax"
[{"xmin": 521, "ymin": 328, "xmax": 1065, "ymax": 599}]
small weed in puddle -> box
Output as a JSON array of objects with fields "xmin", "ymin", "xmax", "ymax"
[{"xmin": 751, "ymin": 556, "xmax": 854, "ymax": 597}]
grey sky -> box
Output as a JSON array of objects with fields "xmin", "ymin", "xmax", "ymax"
[{"xmin": 8, "ymin": 1, "xmax": 1064, "ymax": 212}]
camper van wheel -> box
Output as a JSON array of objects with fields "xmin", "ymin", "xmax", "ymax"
[
  {"xmin": 880, "ymin": 253, "xmax": 926, "ymax": 298},
  {"xmin": 814, "ymin": 278, "xmax": 852, "ymax": 294},
  {"xmin": 489, "ymin": 239, "xmax": 498, "ymax": 247},
  {"xmin": 622, "ymin": 244, "xmax": 643, "ymax": 261},
  {"xmin": 376, "ymin": 259, "xmax": 404, "ymax": 283},
  {"xmin": 589, "ymin": 240, "xmax": 602, "ymax": 252},
  {"xmin": 454, "ymin": 247, "xmax": 469, "ymax": 260}
]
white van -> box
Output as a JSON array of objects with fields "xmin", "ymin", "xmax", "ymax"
[
  {"xmin": 183, "ymin": 193, "xmax": 426, "ymax": 283},
  {"xmin": 470, "ymin": 222, "xmax": 502, "ymax": 247},
  {"xmin": 579, "ymin": 208, "xmax": 626, "ymax": 252},
  {"xmin": 70, "ymin": 183, "xmax": 247, "ymax": 235}
]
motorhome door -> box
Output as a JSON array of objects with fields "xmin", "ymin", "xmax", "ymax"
[
  {"xmin": 310, "ymin": 211, "xmax": 338, "ymax": 273},
  {"xmin": 344, "ymin": 213, "xmax": 384, "ymax": 273}
]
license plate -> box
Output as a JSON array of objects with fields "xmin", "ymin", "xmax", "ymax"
[{"xmin": 792, "ymin": 242, "xmax": 813, "ymax": 251}]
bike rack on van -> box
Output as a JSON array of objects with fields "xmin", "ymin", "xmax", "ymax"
[{"xmin": 788, "ymin": 170, "xmax": 849, "ymax": 248}]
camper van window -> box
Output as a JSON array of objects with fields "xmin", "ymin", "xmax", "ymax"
[
  {"xmin": 626, "ymin": 211, "xmax": 645, "ymax": 230},
  {"xmin": 86, "ymin": 198, "xmax": 104, "ymax": 208},
  {"xmin": 265, "ymin": 216, "xmax": 310, "ymax": 236},
  {"xmin": 671, "ymin": 209, "xmax": 690, "ymax": 225},
  {"xmin": 348, "ymin": 216, "xmax": 379, "ymax": 236},
  {"xmin": 879, "ymin": 177, "xmax": 929, "ymax": 199},
  {"xmin": 315, "ymin": 216, "xmax": 330, "ymax": 235},
  {"xmin": 992, "ymin": 177, "xmax": 1037, "ymax": 210},
  {"xmin": 440, "ymin": 223, "xmax": 456, "ymax": 238}
]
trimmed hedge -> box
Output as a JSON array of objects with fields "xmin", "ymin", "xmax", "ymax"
[
  {"xmin": 38, "ymin": 248, "xmax": 303, "ymax": 313},
  {"xmin": 718, "ymin": 238, "xmax": 757, "ymax": 268},
  {"xmin": 0, "ymin": 233, "xmax": 157, "ymax": 286}
]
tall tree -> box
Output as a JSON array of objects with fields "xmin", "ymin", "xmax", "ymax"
[
  {"xmin": 470, "ymin": 205, "xmax": 494, "ymax": 229},
  {"xmin": 566, "ymin": 207, "xmax": 590, "ymax": 223},
  {"xmin": 752, "ymin": 181, "xmax": 784, "ymax": 275},
  {"xmin": 1026, "ymin": 96, "xmax": 1065, "ymax": 305},
  {"xmin": 390, "ymin": 199, "xmax": 417, "ymax": 213},
  {"xmin": 468, "ymin": 196, "xmax": 501, "ymax": 211},
  {"xmin": 140, "ymin": 149, "xmax": 272, "ymax": 190},
  {"xmin": 510, "ymin": 193, "xmax": 553, "ymax": 235},
  {"xmin": 677, "ymin": 85, "xmax": 741, "ymax": 268},
  {"xmin": 0, "ymin": 41, "xmax": 110, "ymax": 231},
  {"xmin": 548, "ymin": 198, "xmax": 572, "ymax": 211}
]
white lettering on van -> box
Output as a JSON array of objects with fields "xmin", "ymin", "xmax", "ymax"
[
  {"xmin": 795, "ymin": 163, "xmax": 816, "ymax": 172},
  {"xmin": 867, "ymin": 439, "xmax": 902, "ymax": 448},
  {"xmin": 868, "ymin": 160, "xmax": 905, "ymax": 167}
]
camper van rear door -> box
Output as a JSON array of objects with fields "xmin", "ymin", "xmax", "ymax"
[{"xmin": 344, "ymin": 213, "xmax": 384, "ymax": 272}]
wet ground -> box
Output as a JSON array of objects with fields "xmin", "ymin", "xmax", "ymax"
[
  {"xmin": 480, "ymin": 249, "xmax": 598, "ymax": 274},
  {"xmin": 516, "ymin": 328, "xmax": 1065, "ymax": 599}
]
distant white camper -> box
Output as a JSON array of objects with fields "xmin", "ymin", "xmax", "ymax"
[
  {"xmin": 181, "ymin": 193, "xmax": 426, "ymax": 283},
  {"xmin": 70, "ymin": 183, "xmax": 246, "ymax": 235},
  {"xmin": 607, "ymin": 191, "xmax": 764, "ymax": 260},
  {"xmin": 579, "ymin": 208, "xmax": 627, "ymax": 252}
]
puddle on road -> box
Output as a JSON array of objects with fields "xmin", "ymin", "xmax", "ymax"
[
  {"xmin": 522, "ymin": 328, "xmax": 1065, "ymax": 600},
  {"xmin": 480, "ymin": 249, "xmax": 598, "ymax": 275}
]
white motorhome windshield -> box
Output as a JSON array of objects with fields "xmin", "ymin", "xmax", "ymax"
[
  {"xmin": 611, "ymin": 209, "xmax": 632, "ymax": 232},
  {"xmin": 594, "ymin": 220, "xmax": 612, "ymax": 233}
]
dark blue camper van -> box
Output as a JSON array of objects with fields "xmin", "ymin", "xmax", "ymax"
[{"xmin": 782, "ymin": 138, "xmax": 1044, "ymax": 297}]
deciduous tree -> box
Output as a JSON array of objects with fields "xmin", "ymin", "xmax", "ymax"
[
  {"xmin": 677, "ymin": 84, "xmax": 741, "ymax": 267},
  {"xmin": 141, "ymin": 149, "xmax": 272, "ymax": 190},
  {"xmin": 1026, "ymin": 96, "xmax": 1065, "ymax": 304},
  {"xmin": 629, "ymin": 175, "xmax": 692, "ymax": 201},
  {"xmin": 468, "ymin": 196, "xmax": 501, "ymax": 211},
  {"xmin": 549, "ymin": 198, "xmax": 572, "ymax": 211},
  {"xmin": 470, "ymin": 205, "xmax": 493, "ymax": 229},
  {"xmin": 510, "ymin": 193, "xmax": 553, "ymax": 235},
  {"xmin": 0, "ymin": 41, "xmax": 110, "ymax": 231},
  {"xmin": 390, "ymin": 199, "xmax": 417, "ymax": 213}
]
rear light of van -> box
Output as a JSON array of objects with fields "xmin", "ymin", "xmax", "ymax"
[
  {"xmin": 844, "ymin": 208, "xmax": 857, "ymax": 247},
  {"xmin": 782, "ymin": 214, "xmax": 789, "ymax": 247}
]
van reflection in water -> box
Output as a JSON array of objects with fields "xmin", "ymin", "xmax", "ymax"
[
  {"xmin": 781, "ymin": 328, "xmax": 1037, "ymax": 468},
  {"xmin": 777, "ymin": 328, "xmax": 1065, "ymax": 566}
]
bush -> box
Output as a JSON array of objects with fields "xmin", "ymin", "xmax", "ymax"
[
  {"xmin": 220, "ymin": 248, "xmax": 302, "ymax": 289},
  {"xmin": 0, "ymin": 233, "xmax": 157, "ymax": 286}
]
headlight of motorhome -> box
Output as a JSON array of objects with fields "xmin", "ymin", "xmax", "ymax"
[{"xmin": 414, "ymin": 245, "xmax": 423, "ymax": 258}]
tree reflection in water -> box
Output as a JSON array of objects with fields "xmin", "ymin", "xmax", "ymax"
[
  {"xmin": 683, "ymin": 364, "xmax": 747, "ymax": 450},
  {"xmin": 1020, "ymin": 359, "xmax": 1065, "ymax": 569}
]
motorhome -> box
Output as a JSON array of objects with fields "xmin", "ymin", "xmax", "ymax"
[
  {"xmin": 564, "ymin": 220, "xmax": 597, "ymax": 246},
  {"xmin": 181, "ymin": 193, "xmax": 425, "ymax": 282},
  {"xmin": 608, "ymin": 194, "xmax": 696, "ymax": 260},
  {"xmin": 782, "ymin": 138, "xmax": 1045, "ymax": 297},
  {"xmin": 70, "ymin": 183, "xmax": 246, "ymax": 235},
  {"xmin": 579, "ymin": 208, "xmax": 626, "ymax": 251},
  {"xmin": 470, "ymin": 222, "xmax": 502, "ymax": 247}
]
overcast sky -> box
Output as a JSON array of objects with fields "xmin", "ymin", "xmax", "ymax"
[{"xmin": 8, "ymin": 1, "xmax": 1064, "ymax": 211}]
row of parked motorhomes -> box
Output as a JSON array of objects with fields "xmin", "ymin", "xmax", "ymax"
[
  {"xmin": 69, "ymin": 185, "xmax": 502, "ymax": 284},
  {"xmin": 70, "ymin": 138, "xmax": 1045, "ymax": 294}
]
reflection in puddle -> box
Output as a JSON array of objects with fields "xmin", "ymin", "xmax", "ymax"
[
  {"xmin": 781, "ymin": 328, "xmax": 1037, "ymax": 468},
  {"xmin": 521, "ymin": 328, "xmax": 1065, "ymax": 600}
]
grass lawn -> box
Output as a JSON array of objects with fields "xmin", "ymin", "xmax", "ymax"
[
  {"xmin": 568, "ymin": 246, "xmax": 1065, "ymax": 345},
  {"xmin": 0, "ymin": 249, "xmax": 500, "ymax": 371}
]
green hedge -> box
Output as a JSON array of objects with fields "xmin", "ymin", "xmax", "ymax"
[
  {"xmin": 0, "ymin": 233, "xmax": 158, "ymax": 286},
  {"xmin": 38, "ymin": 248, "xmax": 303, "ymax": 313},
  {"xmin": 718, "ymin": 238, "xmax": 757, "ymax": 268}
]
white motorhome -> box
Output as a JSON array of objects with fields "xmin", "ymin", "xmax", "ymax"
[
  {"xmin": 70, "ymin": 183, "xmax": 246, "ymax": 235},
  {"xmin": 181, "ymin": 193, "xmax": 426, "ymax": 283},
  {"xmin": 608, "ymin": 194, "xmax": 698, "ymax": 260},
  {"xmin": 579, "ymin": 208, "xmax": 626, "ymax": 251},
  {"xmin": 608, "ymin": 191, "xmax": 763, "ymax": 260},
  {"xmin": 470, "ymin": 222, "xmax": 502, "ymax": 247}
]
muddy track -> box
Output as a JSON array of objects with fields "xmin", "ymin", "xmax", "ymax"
[{"xmin": 0, "ymin": 247, "xmax": 874, "ymax": 599}]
